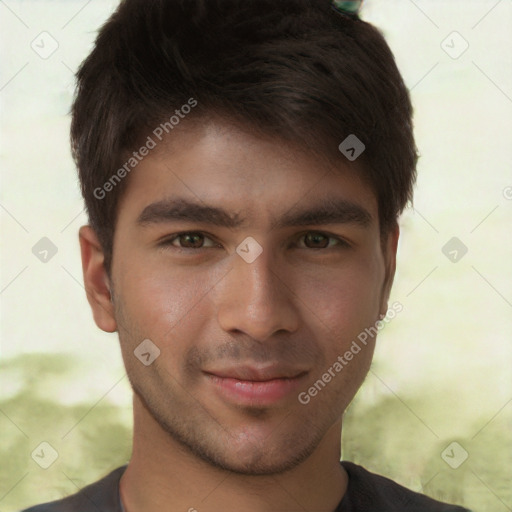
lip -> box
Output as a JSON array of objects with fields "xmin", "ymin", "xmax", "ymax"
[
  {"xmin": 204, "ymin": 366, "xmax": 308, "ymax": 406},
  {"xmin": 204, "ymin": 364, "xmax": 308, "ymax": 382}
]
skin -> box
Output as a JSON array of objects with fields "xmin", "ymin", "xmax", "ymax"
[{"xmin": 79, "ymin": 118, "xmax": 399, "ymax": 512}]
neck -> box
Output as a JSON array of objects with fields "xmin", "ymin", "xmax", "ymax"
[{"xmin": 120, "ymin": 394, "xmax": 348, "ymax": 512}]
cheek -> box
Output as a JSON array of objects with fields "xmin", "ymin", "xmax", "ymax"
[
  {"xmin": 294, "ymin": 252, "xmax": 384, "ymax": 348},
  {"xmin": 114, "ymin": 253, "xmax": 227, "ymax": 341}
]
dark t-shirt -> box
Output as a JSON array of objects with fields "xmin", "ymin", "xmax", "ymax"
[{"xmin": 20, "ymin": 461, "xmax": 472, "ymax": 512}]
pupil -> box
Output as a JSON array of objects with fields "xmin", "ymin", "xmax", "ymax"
[
  {"xmin": 183, "ymin": 234, "xmax": 202, "ymax": 247},
  {"xmin": 307, "ymin": 233, "xmax": 327, "ymax": 248}
]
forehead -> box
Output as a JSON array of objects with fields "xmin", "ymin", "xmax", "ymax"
[{"xmin": 116, "ymin": 118, "xmax": 378, "ymax": 227}]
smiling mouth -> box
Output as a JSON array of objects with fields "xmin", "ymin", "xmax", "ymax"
[
  {"xmin": 203, "ymin": 363, "xmax": 309, "ymax": 382},
  {"xmin": 203, "ymin": 368, "xmax": 308, "ymax": 406}
]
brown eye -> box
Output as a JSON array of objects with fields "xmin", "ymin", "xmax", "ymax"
[
  {"xmin": 298, "ymin": 232, "xmax": 349, "ymax": 250},
  {"xmin": 177, "ymin": 233, "xmax": 205, "ymax": 248},
  {"xmin": 163, "ymin": 232, "xmax": 218, "ymax": 250},
  {"xmin": 303, "ymin": 232, "xmax": 330, "ymax": 249}
]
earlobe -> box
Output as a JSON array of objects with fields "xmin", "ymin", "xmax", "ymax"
[
  {"xmin": 79, "ymin": 225, "xmax": 118, "ymax": 333},
  {"xmin": 379, "ymin": 224, "xmax": 400, "ymax": 317}
]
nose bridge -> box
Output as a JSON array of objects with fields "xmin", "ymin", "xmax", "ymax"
[
  {"xmin": 217, "ymin": 244, "xmax": 299, "ymax": 341},
  {"xmin": 240, "ymin": 248, "xmax": 281, "ymax": 309}
]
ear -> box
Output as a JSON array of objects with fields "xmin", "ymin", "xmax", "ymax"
[
  {"xmin": 379, "ymin": 223, "xmax": 400, "ymax": 317},
  {"xmin": 79, "ymin": 225, "xmax": 117, "ymax": 333}
]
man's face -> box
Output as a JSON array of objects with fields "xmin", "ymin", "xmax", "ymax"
[{"xmin": 98, "ymin": 119, "xmax": 396, "ymax": 475}]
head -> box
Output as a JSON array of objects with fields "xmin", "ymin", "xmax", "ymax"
[{"xmin": 75, "ymin": 0, "xmax": 417, "ymax": 475}]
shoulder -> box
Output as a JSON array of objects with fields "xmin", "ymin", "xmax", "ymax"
[
  {"xmin": 19, "ymin": 465, "xmax": 127, "ymax": 512},
  {"xmin": 339, "ymin": 461, "xmax": 472, "ymax": 512}
]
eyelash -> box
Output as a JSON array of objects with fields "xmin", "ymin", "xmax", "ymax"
[{"xmin": 158, "ymin": 231, "xmax": 351, "ymax": 252}]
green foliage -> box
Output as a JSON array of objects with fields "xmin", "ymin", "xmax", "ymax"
[
  {"xmin": 1, "ymin": 355, "xmax": 509, "ymax": 511},
  {"xmin": 0, "ymin": 354, "xmax": 131, "ymax": 511},
  {"xmin": 343, "ymin": 392, "xmax": 512, "ymax": 511}
]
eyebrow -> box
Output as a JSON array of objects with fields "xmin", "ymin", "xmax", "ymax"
[{"xmin": 136, "ymin": 195, "xmax": 372, "ymax": 230}]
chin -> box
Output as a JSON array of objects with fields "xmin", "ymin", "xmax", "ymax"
[
  {"xmin": 210, "ymin": 450, "xmax": 307, "ymax": 476},
  {"xmin": 206, "ymin": 430, "xmax": 319, "ymax": 476}
]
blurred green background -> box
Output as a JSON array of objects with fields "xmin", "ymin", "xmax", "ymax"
[
  {"xmin": 1, "ymin": 352, "xmax": 511, "ymax": 510},
  {"xmin": 1, "ymin": 1, "xmax": 511, "ymax": 511}
]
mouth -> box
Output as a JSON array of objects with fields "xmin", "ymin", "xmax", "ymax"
[{"xmin": 203, "ymin": 365, "xmax": 308, "ymax": 406}]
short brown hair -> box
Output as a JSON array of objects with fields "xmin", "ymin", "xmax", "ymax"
[{"xmin": 71, "ymin": 0, "xmax": 418, "ymax": 273}]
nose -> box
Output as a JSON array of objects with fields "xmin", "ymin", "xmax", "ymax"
[{"xmin": 216, "ymin": 246, "xmax": 300, "ymax": 342}]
